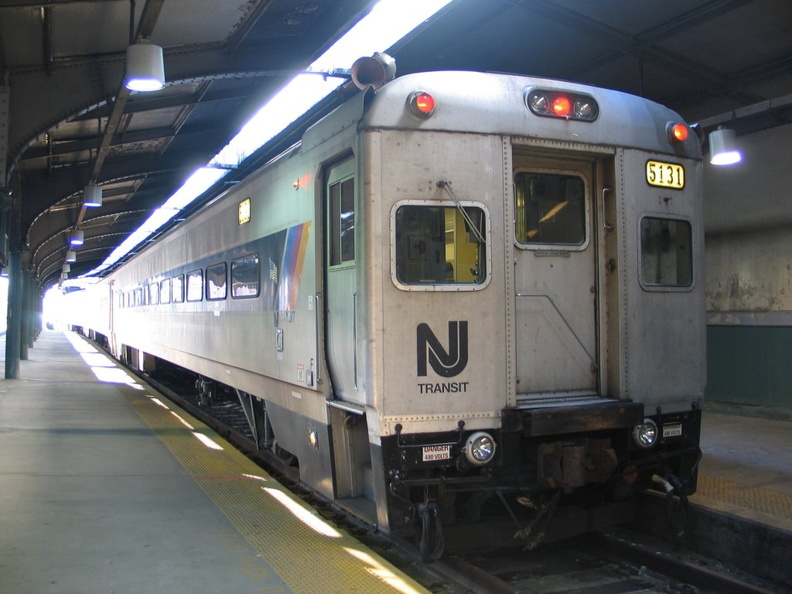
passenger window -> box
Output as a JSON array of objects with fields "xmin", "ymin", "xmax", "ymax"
[
  {"xmin": 640, "ymin": 217, "xmax": 693, "ymax": 288},
  {"xmin": 393, "ymin": 203, "xmax": 487, "ymax": 288},
  {"xmin": 515, "ymin": 171, "xmax": 586, "ymax": 246},
  {"xmin": 148, "ymin": 282, "xmax": 159, "ymax": 305},
  {"xmin": 160, "ymin": 278, "xmax": 171, "ymax": 304},
  {"xmin": 206, "ymin": 262, "xmax": 227, "ymax": 301},
  {"xmin": 172, "ymin": 275, "xmax": 184, "ymax": 303},
  {"xmin": 186, "ymin": 270, "xmax": 203, "ymax": 302},
  {"xmin": 329, "ymin": 177, "xmax": 355, "ymax": 266},
  {"xmin": 134, "ymin": 287, "xmax": 143, "ymax": 307},
  {"xmin": 231, "ymin": 254, "xmax": 260, "ymax": 298}
]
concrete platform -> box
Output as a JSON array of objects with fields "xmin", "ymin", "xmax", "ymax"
[
  {"xmin": 696, "ymin": 409, "xmax": 792, "ymax": 532},
  {"xmin": 4, "ymin": 329, "xmax": 792, "ymax": 591},
  {"xmin": 0, "ymin": 331, "xmax": 429, "ymax": 594},
  {"xmin": 632, "ymin": 409, "xmax": 792, "ymax": 589}
]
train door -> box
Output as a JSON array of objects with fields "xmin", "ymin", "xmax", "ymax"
[
  {"xmin": 324, "ymin": 157, "xmax": 358, "ymax": 398},
  {"xmin": 324, "ymin": 157, "xmax": 377, "ymax": 520},
  {"xmin": 512, "ymin": 152, "xmax": 599, "ymax": 402}
]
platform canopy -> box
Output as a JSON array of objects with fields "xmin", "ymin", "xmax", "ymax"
[{"xmin": 2, "ymin": 0, "xmax": 792, "ymax": 288}]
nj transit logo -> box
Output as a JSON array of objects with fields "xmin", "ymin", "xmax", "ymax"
[{"xmin": 416, "ymin": 321, "xmax": 469, "ymax": 378}]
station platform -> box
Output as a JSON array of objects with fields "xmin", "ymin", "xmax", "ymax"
[
  {"xmin": 694, "ymin": 408, "xmax": 792, "ymax": 533},
  {"xmin": 630, "ymin": 402, "xmax": 792, "ymax": 589},
  {"xmin": 0, "ymin": 331, "xmax": 430, "ymax": 594},
  {"xmin": 681, "ymin": 406, "xmax": 792, "ymax": 588},
  {"xmin": 3, "ymin": 330, "xmax": 792, "ymax": 591}
]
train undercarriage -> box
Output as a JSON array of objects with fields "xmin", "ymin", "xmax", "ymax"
[{"xmin": 380, "ymin": 403, "xmax": 702, "ymax": 560}]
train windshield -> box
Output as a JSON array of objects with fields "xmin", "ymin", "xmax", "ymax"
[{"xmin": 393, "ymin": 204, "xmax": 487, "ymax": 287}]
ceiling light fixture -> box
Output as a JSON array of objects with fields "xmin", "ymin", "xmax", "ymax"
[
  {"xmin": 66, "ymin": 250, "xmax": 76, "ymax": 262},
  {"xmin": 84, "ymin": 182, "xmax": 102, "ymax": 208},
  {"xmin": 70, "ymin": 229, "xmax": 84, "ymax": 247},
  {"xmin": 709, "ymin": 127, "xmax": 742, "ymax": 166},
  {"xmin": 125, "ymin": 42, "xmax": 165, "ymax": 92}
]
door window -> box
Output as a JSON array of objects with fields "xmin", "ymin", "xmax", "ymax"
[
  {"xmin": 329, "ymin": 177, "xmax": 355, "ymax": 266},
  {"xmin": 515, "ymin": 171, "xmax": 586, "ymax": 247}
]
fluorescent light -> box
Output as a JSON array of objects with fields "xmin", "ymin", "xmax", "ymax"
[
  {"xmin": 89, "ymin": 0, "xmax": 454, "ymax": 276},
  {"xmin": 213, "ymin": 0, "xmax": 453, "ymax": 168},
  {"xmin": 93, "ymin": 167, "xmax": 228, "ymax": 273},
  {"xmin": 161, "ymin": 167, "xmax": 230, "ymax": 210}
]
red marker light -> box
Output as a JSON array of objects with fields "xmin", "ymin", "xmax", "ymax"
[
  {"xmin": 668, "ymin": 122, "xmax": 689, "ymax": 142},
  {"xmin": 526, "ymin": 89, "xmax": 598, "ymax": 121},
  {"xmin": 408, "ymin": 91, "xmax": 436, "ymax": 118},
  {"xmin": 415, "ymin": 92, "xmax": 435, "ymax": 114},
  {"xmin": 552, "ymin": 96, "xmax": 572, "ymax": 117}
]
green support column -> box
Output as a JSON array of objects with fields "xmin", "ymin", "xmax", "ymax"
[
  {"xmin": 4, "ymin": 248, "xmax": 22, "ymax": 378},
  {"xmin": 34, "ymin": 280, "xmax": 42, "ymax": 340},
  {"xmin": 1, "ymin": 81, "xmax": 18, "ymax": 377},
  {"xmin": 29, "ymin": 275, "xmax": 40, "ymax": 345},
  {"xmin": 20, "ymin": 268, "xmax": 29, "ymax": 360}
]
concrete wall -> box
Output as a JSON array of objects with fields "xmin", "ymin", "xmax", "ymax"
[{"xmin": 704, "ymin": 123, "xmax": 792, "ymax": 411}]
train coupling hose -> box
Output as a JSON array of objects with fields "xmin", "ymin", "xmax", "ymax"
[
  {"xmin": 416, "ymin": 501, "xmax": 444, "ymax": 563},
  {"xmin": 653, "ymin": 473, "xmax": 689, "ymax": 541},
  {"xmin": 652, "ymin": 474, "xmax": 674, "ymax": 493}
]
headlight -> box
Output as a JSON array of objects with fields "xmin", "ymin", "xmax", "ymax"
[
  {"xmin": 464, "ymin": 431, "xmax": 496, "ymax": 466},
  {"xmin": 633, "ymin": 418, "xmax": 659, "ymax": 449}
]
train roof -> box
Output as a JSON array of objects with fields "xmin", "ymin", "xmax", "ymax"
[{"xmin": 303, "ymin": 70, "xmax": 702, "ymax": 160}]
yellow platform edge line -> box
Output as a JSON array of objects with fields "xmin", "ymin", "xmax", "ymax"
[
  {"xmin": 111, "ymin": 379, "xmax": 430, "ymax": 594},
  {"xmin": 696, "ymin": 474, "xmax": 792, "ymax": 521}
]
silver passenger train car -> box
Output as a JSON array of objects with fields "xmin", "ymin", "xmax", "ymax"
[{"xmin": 67, "ymin": 57, "xmax": 705, "ymax": 558}]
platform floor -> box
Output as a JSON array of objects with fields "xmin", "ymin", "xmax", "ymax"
[
  {"xmin": 0, "ymin": 331, "xmax": 429, "ymax": 594},
  {"xmin": 2, "ymin": 330, "xmax": 791, "ymax": 593},
  {"xmin": 693, "ymin": 408, "xmax": 792, "ymax": 533}
]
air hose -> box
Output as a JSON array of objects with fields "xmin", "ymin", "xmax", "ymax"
[
  {"xmin": 652, "ymin": 473, "xmax": 689, "ymax": 540},
  {"xmin": 417, "ymin": 502, "xmax": 444, "ymax": 562}
]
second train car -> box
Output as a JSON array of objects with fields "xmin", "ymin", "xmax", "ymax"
[{"xmin": 67, "ymin": 56, "xmax": 705, "ymax": 559}]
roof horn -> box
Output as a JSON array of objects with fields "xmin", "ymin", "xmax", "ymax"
[{"xmin": 351, "ymin": 53, "xmax": 396, "ymax": 90}]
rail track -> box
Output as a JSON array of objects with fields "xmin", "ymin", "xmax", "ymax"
[
  {"xmin": 132, "ymin": 357, "xmax": 785, "ymax": 594},
  {"xmin": 432, "ymin": 531, "xmax": 784, "ymax": 593}
]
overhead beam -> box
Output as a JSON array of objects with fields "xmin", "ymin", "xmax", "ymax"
[
  {"xmin": 20, "ymin": 124, "xmax": 209, "ymax": 161},
  {"xmin": 135, "ymin": 0, "xmax": 165, "ymax": 40},
  {"xmin": 697, "ymin": 92, "xmax": 792, "ymax": 130},
  {"xmin": 0, "ymin": 1, "xmax": 123, "ymax": 7},
  {"xmin": 22, "ymin": 148, "xmax": 212, "ymax": 227},
  {"xmin": 71, "ymin": 84, "xmax": 258, "ymax": 122},
  {"xmin": 6, "ymin": 43, "xmax": 311, "ymax": 167},
  {"xmin": 517, "ymin": 0, "xmax": 765, "ymax": 105}
]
